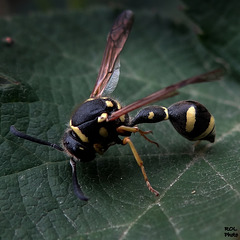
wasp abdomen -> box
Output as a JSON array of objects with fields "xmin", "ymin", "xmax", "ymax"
[
  {"xmin": 168, "ymin": 100, "xmax": 215, "ymax": 142},
  {"xmin": 130, "ymin": 106, "xmax": 168, "ymax": 126},
  {"xmin": 129, "ymin": 101, "xmax": 215, "ymax": 143}
]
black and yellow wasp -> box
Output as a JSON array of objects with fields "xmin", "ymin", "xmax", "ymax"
[{"xmin": 11, "ymin": 10, "xmax": 223, "ymax": 201}]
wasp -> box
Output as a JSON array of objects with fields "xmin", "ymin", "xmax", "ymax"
[{"xmin": 10, "ymin": 10, "xmax": 223, "ymax": 201}]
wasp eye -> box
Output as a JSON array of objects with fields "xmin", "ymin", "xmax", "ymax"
[{"xmin": 62, "ymin": 130, "xmax": 96, "ymax": 162}]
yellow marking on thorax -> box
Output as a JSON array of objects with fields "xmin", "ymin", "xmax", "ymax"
[
  {"xmin": 186, "ymin": 106, "xmax": 196, "ymax": 132},
  {"xmin": 99, "ymin": 127, "xmax": 108, "ymax": 138},
  {"xmin": 120, "ymin": 115, "xmax": 125, "ymax": 122},
  {"xmin": 105, "ymin": 100, "xmax": 114, "ymax": 108},
  {"xmin": 115, "ymin": 100, "xmax": 122, "ymax": 110},
  {"xmin": 194, "ymin": 116, "xmax": 215, "ymax": 140},
  {"xmin": 84, "ymin": 98, "xmax": 95, "ymax": 102},
  {"xmin": 98, "ymin": 113, "xmax": 108, "ymax": 123},
  {"xmin": 70, "ymin": 120, "xmax": 89, "ymax": 143},
  {"xmin": 112, "ymin": 100, "xmax": 125, "ymax": 122},
  {"xmin": 148, "ymin": 111, "xmax": 154, "ymax": 120}
]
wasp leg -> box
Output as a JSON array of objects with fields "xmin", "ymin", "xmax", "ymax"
[
  {"xmin": 123, "ymin": 137, "xmax": 159, "ymax": 197},
  {"xmin": 192, "ymin": 140, "xmax": 201, "ymax": 152},
  {"xmin": 70, "ymin": 158, "xmax": 89, "ymax": 201},
  {"xmin": 194, "ymin": 140, "xmax": 201, "ymax": 147},
  {"xmin": 117, "ymin": 125, "xmax": 159, "ymax": 147}
]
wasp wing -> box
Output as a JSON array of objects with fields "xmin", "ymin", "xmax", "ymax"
[
  {"xmin": 108, "ymin": 68, "xmax": 224, "ymax": 121},
  {"xmin": 90, "ymin": 10, "xmax": 134, "ymax": 98},
  {"xmin": 102, "ymin": 57, "xmax": 120, "ymax": 96},
  {"xmin": 91, "ymin": 10, "xmax": 133, "ymax": 97}
]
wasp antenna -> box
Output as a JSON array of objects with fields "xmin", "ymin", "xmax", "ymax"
[
  {"xmin": 10, "ymin": 125, "xmax": 64, "ymax": 152},
  {"xmin": 70, "ymin": 158, "xmax": 89, "ymax": 201}
]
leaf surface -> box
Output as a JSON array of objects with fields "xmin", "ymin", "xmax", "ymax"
[{"xmin": 0, "ymin": 4, "xmax": 239, "ymax": 240}]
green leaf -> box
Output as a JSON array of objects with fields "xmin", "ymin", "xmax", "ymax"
[{"xmin": 1, "ymin": 4, "xmax": 239, "ymax": 240}]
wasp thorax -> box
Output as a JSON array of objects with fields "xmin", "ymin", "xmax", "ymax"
[{"xmin": 63, "ymin": 97, "xmax": 130, "ymax": 161}]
